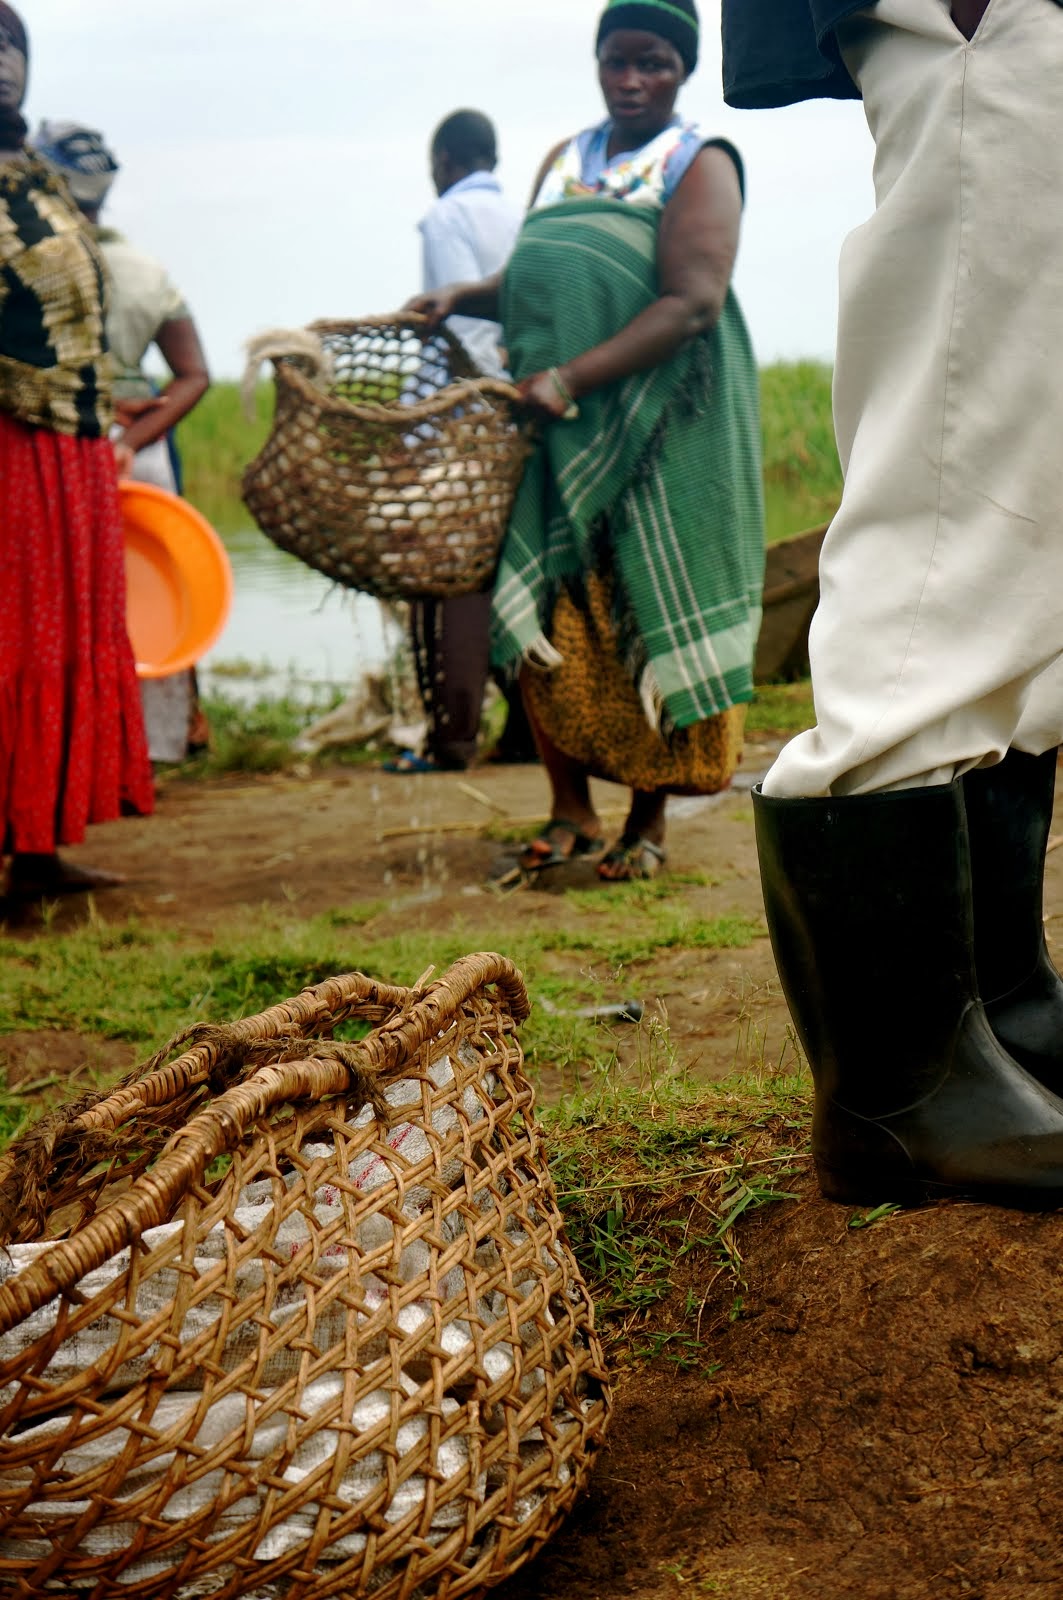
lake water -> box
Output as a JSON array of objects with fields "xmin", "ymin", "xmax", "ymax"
[{"xmin": 201, "ymin": 525, "xmax": 401, "ymax": 703}]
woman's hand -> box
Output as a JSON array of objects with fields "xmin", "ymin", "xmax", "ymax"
[
  {"xmin": 113, "ymin": 440, "xmax": 135, "ymax": 479},
  {"xmin": 116, "ymin": 317, "xmax": 210, "ymax": 457},
  {"xmin": 403, "ymin": 287, "xmax": 464, "ymax": 328},
  {"xmin": 517, "ymin": 369, "xmax": 577, "ymax": 421},
  {"xmin": 114, "ymin": 396, "xmax": 166, "ymax": 430},
  {"xmin": 404, "ymin": 272, "xmax": 503, "ymax": 328}
]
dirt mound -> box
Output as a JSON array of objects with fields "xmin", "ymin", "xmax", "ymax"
[{"xmin": 501, "ymin": 1176, "xmax": 1063, "ymax": 1600}]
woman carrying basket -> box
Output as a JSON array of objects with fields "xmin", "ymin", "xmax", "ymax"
[{"xmin": 411, "ymin": 0, "xmax": 764, "ymax": 881}]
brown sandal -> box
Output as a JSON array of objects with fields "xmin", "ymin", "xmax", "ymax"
[{"xmin": 519, "ymin": 819, "xmax": 605, "ymax": 873}]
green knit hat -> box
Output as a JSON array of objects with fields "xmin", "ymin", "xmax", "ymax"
[{"xmin": 596, "ymin": 0, "xmax": 699, "ymax": 75}]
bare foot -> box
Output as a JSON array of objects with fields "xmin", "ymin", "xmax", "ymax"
[{"xmin": 6, "ymin": 853, "xmax": 127, "ymax": 899}]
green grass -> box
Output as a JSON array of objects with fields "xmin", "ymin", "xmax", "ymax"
[
  {"xmin": 0, "ymin": 903, "xmax": 762, "ymax": 1067},
  {"xmin": 188, "ymin": 692, "xmax": 343, "ymax": 776},
  {"xmin": 181, "ymin": 674, "xmax": 814, "ymax": 782},
  {"xmin": 546, "ymin": 910, "xmax": 763, "ymax": 966},
  {"xmin": 177, "ymin": 363, "xmax": 840, "ymax": 543},
  {"xmin": 0, "ymin": 1078, "xmax": 37, "ymax": 1150},
  {"xmin": 164, "ymin": 690, "xmax": 389, "ymax": 778},
  {"xmin": 182, "ymin": 668, "xmax": 815, "ymax": 782},
  {"xmin": 545, "ymin": 1058, "xmax": 810, "ymax": 1361},
  {"xmin": 746, "ymin": 680, "xmax": 816, "ymax": 736},
  {"xmin": 176, "ymin": 382, "xmax": 271, "ymax": 533},
  {"xmin": 760, "ymin": 360, "xmax": 840, "ymax": 542}
]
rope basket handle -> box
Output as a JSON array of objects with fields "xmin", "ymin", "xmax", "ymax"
[
  {"xmin": 277, "ymin": 368, "xmax": 525, "ymax": 426},
  {"xmin": 0, "ymin": 955, "xmax": 530, "ymax": 1337},
  {"xmin": 264, "ymin": 311, "xmax": 527, "ymax": 424}
]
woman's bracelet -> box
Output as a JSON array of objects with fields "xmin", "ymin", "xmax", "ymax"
[{"xmin": 547, "ymin": 367, "xmax": 580, "ymax": 421}]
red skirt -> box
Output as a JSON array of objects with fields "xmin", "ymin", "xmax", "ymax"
[{"xmin": 0, "ymin": 413, "xmax": 154, "ymax": 855}]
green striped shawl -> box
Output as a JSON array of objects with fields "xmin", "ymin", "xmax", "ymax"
[{"xmin": 491, "ymin": 196, "xmax": 764, "ymax": 729}]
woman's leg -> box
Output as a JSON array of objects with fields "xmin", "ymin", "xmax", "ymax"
[
  {"xmin": 408, "ymin": 595, "xmax": 492, "ymax": 770},
  {"xmin": 598, "ymin": 790, "xmax": 668, "ymax": 881},
  {"xmin": 519, "ymin": 682, "xmax": 602, "ymax": 864},
  {"xmin": 427, "ymin": 593, "xmax": 493, "ymax": 769},
  {"xmin": 622, "ymin": 789, "xmax": 667, "ymax": 846}
]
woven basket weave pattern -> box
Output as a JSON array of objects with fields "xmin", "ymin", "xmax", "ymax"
[
  {"xmin": 242, "ymin": 319, "xmax": 532, "ymax": 602},
  {"xmin": 0, "ymin": 955, "xmax": 611, "ymax": 1599}
]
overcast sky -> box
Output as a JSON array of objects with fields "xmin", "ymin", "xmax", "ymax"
[{"xmin": 24, "ymin": 1, "xmax": 874, "ymax": 379}]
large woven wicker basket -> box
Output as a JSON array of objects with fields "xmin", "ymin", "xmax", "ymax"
[
  {"xmin": 0, "ymin": 955, "xmax": 611, "ymax": 1600},
  {"xmin": 242, "ymin": 317, "xmax": 534, "ymax": 602}
]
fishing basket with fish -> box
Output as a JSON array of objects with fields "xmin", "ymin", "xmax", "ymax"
[{"xmin": 242, "ymin": 317, "xmax": 533, "ymax": 602}]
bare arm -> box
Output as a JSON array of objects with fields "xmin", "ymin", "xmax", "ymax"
[
  {"xmin": 405, "ymin": 271, "xmax": 503, "ymax": 325},
  {"xmin": 554, "ymin": 146, "xmax": 743, "ymax": 404},
  {"xmin": 115, "ymin": 316, "xmax": 210, "ymax": 455}
]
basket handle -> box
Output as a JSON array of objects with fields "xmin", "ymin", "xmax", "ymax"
[
  {"xmin": 0, "ymin": 955, "xmax": 530, "ymax": 1338},
  {"xmin": 293, "ymin": 312, "xmax": 527, "ymax": 418},
  {"xmin": 309, "ymin": 310, "xmax": 472, "ymax": 354},
  {"xmin": 277, "ymin": 363, "xmax": 524, "ymax": 423},
  {"xmin": 311, "ymin": 311, "xmax": 439, "ymax": 333},
  {"xmin": 0, "ymin": 970, "xmax": 419, "ymax": 1184},
  {"xmin": 80, "ymin": 972, "xmax": 425, "ymax": 1132},
  {"xmin": 0, "ymin": 971, "xmax": 436, "ymax": 1247}
]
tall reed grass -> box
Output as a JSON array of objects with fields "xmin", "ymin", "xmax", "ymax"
[
  {"xmin": 759, "ymin": 360, "xmax": 840, "ymax": 540},
  {"xmin": 178, "ymin": 361, "xmax": 842, "ymax": 543},
  {"xmin": 175, "ymin": 383, "xmax": 272, "ymax": 531}
]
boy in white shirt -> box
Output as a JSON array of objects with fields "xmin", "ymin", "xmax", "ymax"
[{"xmin": 391, "ymin": 111, "xmax": 533, "ymax": 773}]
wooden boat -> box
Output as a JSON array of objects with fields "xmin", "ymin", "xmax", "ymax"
[{"xmin": 754, "ymin": 520, "xmax": 829, "ymax": 684}]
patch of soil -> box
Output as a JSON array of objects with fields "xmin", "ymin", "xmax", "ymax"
[
  {"xmin": 0, "ymin": 1031, "xmax": 136, "ymax": 1092},
  {"xmin": 499, "ymin": 1175, "xmax": 1063, "ymax": 1599}
]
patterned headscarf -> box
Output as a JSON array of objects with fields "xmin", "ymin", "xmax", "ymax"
[
  {"xmin": 596, "ymin": 0, "xmax": 700, "ymax": 75},
  {"xmin": 32, "ymin": 120, "xmax": 119, "ymax": 209},
  {"xmin": 0, "ymin": 3, "xmax": 28, "ymax": 150}
]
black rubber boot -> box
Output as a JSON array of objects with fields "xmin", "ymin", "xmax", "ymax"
[
  {"xmin": 963, "ymin": 749, "xmax": 1063, "ymax": 1096},
  {"xmin": 753, "ymin": 779, "xmax": 1063, "ymax": 1209}
]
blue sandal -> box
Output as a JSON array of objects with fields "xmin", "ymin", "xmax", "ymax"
[{"xmin": 381, "ymin": 750, "xmax": 441, "ymax": 774}]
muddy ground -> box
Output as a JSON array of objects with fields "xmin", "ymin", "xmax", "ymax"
[
  {"xmin": 500, "ymin": 1171, "xmax": 1063, "ymax": 1600},
  {"xmin": 4, "ymin": 749, "xmax": 1063, "ymax": 1598}
]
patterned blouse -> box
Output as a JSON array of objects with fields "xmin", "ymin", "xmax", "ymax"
[
  {"xmin": 533, "ymin": 119, "xmax": 745, "ymax": 213},
  {"xmin": 0, "ymin": 153, "xmax": 112, "ymax": 438}
]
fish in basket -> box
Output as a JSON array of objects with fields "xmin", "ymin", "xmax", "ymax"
[
  {"xmin": 0, "ymin": 954, "xmax": 611, "ymax": 1599},
  {"xmin": 241, "ymin": 318, "xmax": 535, "ymax": 603}
]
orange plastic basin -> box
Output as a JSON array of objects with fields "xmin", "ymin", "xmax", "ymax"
[{"xmin": 121, "ymin": 482, "xmax": 233, "ymax": 679}]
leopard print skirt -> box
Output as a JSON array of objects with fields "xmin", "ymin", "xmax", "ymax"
[{"xmin": 521, "ymin": 574, "xmax": 746, "ymax": 795}]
